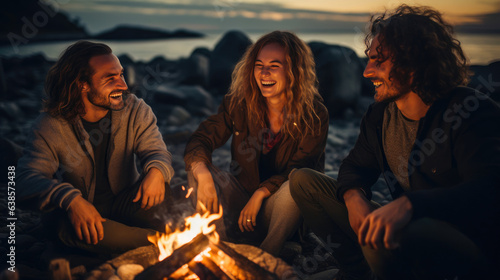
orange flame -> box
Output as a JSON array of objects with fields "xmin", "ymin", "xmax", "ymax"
[{"xmin": 148, "ymin": 203, "xmax": 222, "ymax": 261}]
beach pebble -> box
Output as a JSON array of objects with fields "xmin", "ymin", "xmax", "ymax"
[
  {"xmin": 116, "ymin": 264, "xmax": 144, "ymax": 280},
  {"xmin": 0, "ymin": 269, "xmax": 19, "ymax": 280},
  {"xmin": 15, "ymin": 234, "xmax": 37, "ymax": 248},
  {"xmin": 0, "ymin": 102, "xmax": 23, "ymax": 121},
  {"xmin": 180, "ymin": 85, "xmax": 214, "ymax": 115},
  {"xmin": 167, "ymin": 106, "xmax": 191, "ymax": 126}
]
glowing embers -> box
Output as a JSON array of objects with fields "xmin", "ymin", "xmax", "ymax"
[
  {"xmin": 138, "ymin": 202, "xmax": 278, "ymax": 279},
  {"xmin": 148, "ymin": 204, "xmax": 222, "ymax": 262}
]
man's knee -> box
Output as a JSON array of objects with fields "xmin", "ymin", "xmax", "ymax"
[
  {"xmin": 59, "ymin": 219, "xmax": 156, "ymax": 254},
  {"xmin": 289, "ymin": 168, "xmax": 318, "ymax": 199},
  {"xmin": 290, "ymin": 168, "xmax": 337, "ymax": 201},
  {"xmin": 401, "ymin": 218, "xmax": 467, "ymax": 248}
]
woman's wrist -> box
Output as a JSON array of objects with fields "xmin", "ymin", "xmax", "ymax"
[{"xmin": 254, "ymin": 187, "xmax": 271, "ymax": 199}]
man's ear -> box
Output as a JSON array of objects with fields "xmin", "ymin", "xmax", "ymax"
[{"xmin": 80, "ymin": 81, "xmax": 90, "ymax": 95}]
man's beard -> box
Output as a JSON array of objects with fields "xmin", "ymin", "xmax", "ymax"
[
  {"xmin": 87, "ymin": 87, "xmax": 130, "ymax": 111},
  {"xmin": 374, "ymin": 80, "xmax": 412, "ymax": 104}
]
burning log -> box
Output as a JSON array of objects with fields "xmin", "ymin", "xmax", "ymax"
[
  {"xmin": 135, "ymin": 233, "xmax": 279, "ymax": 280},
  {"xmin": 188, "ymin": 259, "xmax": 229, "ymax": 280},
  {"xmin": 49, "ymin": 258, "xmax": 72, "ymax": 280},
  {"xmin": 189, "ymin": 257, "xmax": 232, "ymax": 280},
  {"xmin": 136, "ymin": 204, "xmax": 282, "ymax": 279},
  {"xmin": 207, "ymin": 241, "xmax": 277, "ymax": 280},
  {"xmin": 135, "ymin": 234, "xmax": 209, "ymax": 280}
]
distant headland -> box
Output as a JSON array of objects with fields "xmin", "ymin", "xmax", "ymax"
[{"xmin": 0, "ymin": 0, "xmax": 204, "ymax": 46}]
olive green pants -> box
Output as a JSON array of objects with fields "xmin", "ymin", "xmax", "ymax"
[
  {"xmin": 290, "ymin": 168, "xmax": 493, "ymax": 280},
  {"xmin": 45, "ymin": 180, "xmax": 171, "ymax": 255}
]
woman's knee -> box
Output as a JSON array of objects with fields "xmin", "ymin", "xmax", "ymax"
[{"xmin": 268, "ymin": 181, "xmax": 299, "ymax": 212}]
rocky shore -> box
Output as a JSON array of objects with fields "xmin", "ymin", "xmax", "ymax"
[{"xmin": 0, "ymin": 30, "xmax": 498, "ymax": 279}]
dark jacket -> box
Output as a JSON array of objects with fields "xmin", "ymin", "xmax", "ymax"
[
  {"xmin": 185, "ymin": 96, "xmax": 329, "ymax": 194},
  {"xmin": 338, "ymin": 86, "xmax": 500, "ymax": 260}
]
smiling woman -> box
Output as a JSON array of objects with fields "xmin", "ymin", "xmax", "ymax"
[{"xmin": 184, "ymin": 31, "xmax": 329, "ymax": 257}]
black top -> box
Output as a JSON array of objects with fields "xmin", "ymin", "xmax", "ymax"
[
  {"xmin": 259, "ymin": 129, "xmax": 282, "ymax": 183},
  {"xmin": 81, "ymin": 111, "xmax": 114, "ymax": 214}
]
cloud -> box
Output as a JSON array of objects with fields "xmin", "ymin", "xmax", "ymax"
[
  {"xmin": 62, "ymin": 0, "xmax": 499, "ymax": 34},
  {"xmin": 455, "ymin": 11, "xmax": 500, "ymax": 33},
  {"xmin": 62, "ymin": 0, "xmax": 371, "ymax": 33}
]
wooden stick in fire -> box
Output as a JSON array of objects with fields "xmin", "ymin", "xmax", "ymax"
[
  {"xmin": 208, "ymin": 240, "xmax": 279, "ymax": 280},
  {"xmin": 188, "ymin": 257, "xmax": 233, "ymax": 280},
  {"xmin": 135, "ymin": 233, "xmax": 210, "ymax": 280}
]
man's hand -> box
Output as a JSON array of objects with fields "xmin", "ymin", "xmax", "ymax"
[
  {"xmin": 344, "ymin": 188, "xmax": 373, "ymax": 234},
  {"xmin": 358, "ymin": 195, "xmax": 413, "ymax": 250},
  {"xmin": 133, "ymin": 167, "xmax": 165, "ymax": 210},
  {"xmin": 192, "ymin": 163, "xmax": 218, "ymax": 213},
  {"xmin": 238, "ymin": 187, "xmax": 270, "ymax": 232},
  {"xmin": 67, "ymin": 195, "xmax": 106, "ymax": 245}
]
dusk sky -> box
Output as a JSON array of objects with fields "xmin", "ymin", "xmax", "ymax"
[{"xmin": 60, "ymin": 0, "xmax": 500, "ymax": 34}]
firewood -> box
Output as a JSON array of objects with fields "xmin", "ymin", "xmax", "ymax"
[
  {"xmin": 208, "ymin": 241, "xmax": 278, "ymax": 280},
  {"xmin": 49, "ymin": 259, "xmax": 71, "ymax": 280},
  {"xmin": 188, "ymin": 259, "xmax": 223, "ymax": 280},
  {"xmin": 135, "ymin": 233, "xmax": 209, "ymax": 280},
  {"xmin": 192, "ymin": 256, "xmax": 233, "ymax": 280},
  {"xmin": 168, "ymin": 264, "xmax": 193, "ymax": 279}
]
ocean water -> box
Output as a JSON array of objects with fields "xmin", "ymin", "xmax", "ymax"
[{"xmin": 0, "ymin": 32, "xmax": 499, "ymax": 65}]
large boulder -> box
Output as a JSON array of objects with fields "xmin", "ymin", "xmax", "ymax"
[
  {"xmin": 309, "ymin": 42, "xmax": 365, "ymax": 118},
  {"xmin": 117, "ymin": 54, "xmax": 135, "ymax": 67},
  {"xmin": 209, "ymin": 31, "xmax": 252, "ymax": 96},
  {"xmin": 359, "ymin": 57, "xmax": 375, "ymax": 97},
  {"xmin": 0, "ymin": 58, "xmax": 6, "ymax": 98},
  {"xmin": 151, "ymin": 85, "xmax": 214, "ymax": 116},
  {"xmin": 118, "ymin": 54, "xmax": 136, "ymax": 87},
  {"xmin": 0, "ymin": 137, "xmax": 23, "ymax": 183},
  {"xmin": 151, "ymin": 84, "xmax": 184, "ymax": 101},
  {"xmin": 469, "ymin": 61, "xmax": 500, "ymax": 102},
  {"xmin": 3, "ymin": 53, "xmax": 53, "ymax": 93},
  {"xmin": 177, "ymin": 47, "xmax": 211, "ymax": 87},
  {"xmin": 131, "ymin": 56, "xmax": 177, "ymax": 100}
]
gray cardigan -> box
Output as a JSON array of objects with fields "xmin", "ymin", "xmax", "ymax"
[{"xmin": 17, "ymin": 94, "xmax": 174, "ymax": 211}]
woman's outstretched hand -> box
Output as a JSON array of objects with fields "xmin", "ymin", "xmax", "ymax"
[{"xmin": 193, "ymin": 163, "xmax": 219, "ymax": 213}]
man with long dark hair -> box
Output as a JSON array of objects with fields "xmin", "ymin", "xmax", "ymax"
[
  {"xmin": 290, "ymin": 5, "xmax": 499, "ymax": 279},
  {"xmin": 17, "ymin": 41, "xmax": 174, "ymax": 254}
]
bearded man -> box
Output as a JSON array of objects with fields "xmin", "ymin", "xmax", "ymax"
[{"xmin": 17, "ymin": 41, "xmax": 174, "ymax": 254}]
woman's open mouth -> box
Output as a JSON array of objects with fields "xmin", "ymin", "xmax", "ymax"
[{"xmin": 261, "ymin": 80, "xmax": 276, "ymax": 87}]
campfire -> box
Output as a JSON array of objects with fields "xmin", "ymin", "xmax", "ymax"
[{"xmin": 135, "ymin": 195, "xmax": 279, "ymax": 280}]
